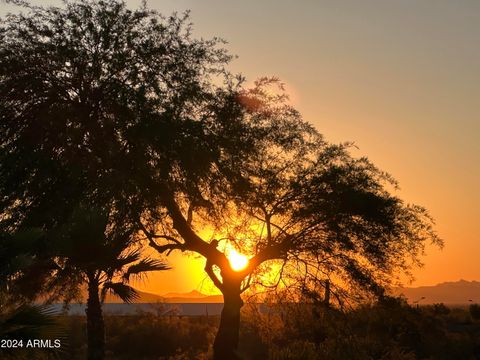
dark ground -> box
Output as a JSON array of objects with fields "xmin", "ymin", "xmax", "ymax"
[{"xmin": 4, "ymin": 299, "xmax": 480, "ymax": 359}]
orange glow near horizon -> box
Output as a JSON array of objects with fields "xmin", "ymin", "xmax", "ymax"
[{"xmin": 122, "ymin": 0, "xmax": 480, "ymax": 292}]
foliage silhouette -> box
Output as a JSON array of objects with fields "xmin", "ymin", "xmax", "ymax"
[
  {"xmin": 1, "ymin": 0, "xmax": 239, "ymax": 358},
  {"xmin": 0, "ymin": 1, "xmax": 442, "ymax": 359},
  {"xmin": 139, "ymin": 78, "xmax": 441, "ymax": 359},
  {"xmin": 0, "ymin": 0, "xmax": 237, "ymax": 232},
  {"xmin": 49, "ymin": 300, "xmax": 480, "ymax": 359},
  {"xmin": 49, "ymin": 205, "xmax": 169, "ymax": 360},
  {"xmin": 0, "ymin": 230, "xmax": 67, "ymax": 359},
  {"xmin": 242, "ymin": 296, "xmax": 480, "ymax": 360}
]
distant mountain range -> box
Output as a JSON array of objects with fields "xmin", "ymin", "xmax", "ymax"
[
  {"xmin": 393, "ymin": 280, "xmax": 480, "ymax": 305},
  {"xmin": 159, "ymin": 290, "xmax": 223, "ymax": 303},
  {"xmin": 136, "ymin": 280, "xmax": 480, "ymax": 305},
  {"xmin": 102, "ymin": 289, "xmax": 223, "ymax": 304},
  {"xmin": 74, "ymin": 280, "xmax": 480, "ymax": 305}
]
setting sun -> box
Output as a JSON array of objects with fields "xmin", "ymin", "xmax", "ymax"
[{"xmin": 227, "ymin": 249, "xmax": 249, "ymax": 271}]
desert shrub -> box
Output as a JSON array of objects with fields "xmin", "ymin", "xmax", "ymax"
[
  {"xmin": 432, "ymin": 303, "xmax": 451, "ymax": 316},
  {"xmin": 57, "ymin": 312, "xmax": 217, "ymax": 360},
  {"xmin": 469, "ymin": 304, "xmax": 480, "ymax": 321},
  {"xmin": 105, "ymin": 313, "xmax": 216, "ymax": 359},
  {"xmin": 28, "ymin": 300, "xmax": 480, "ymax": 360},
  {"xmin": 238, "ymin": 297, "xmax": 480, "ymax": 360}
]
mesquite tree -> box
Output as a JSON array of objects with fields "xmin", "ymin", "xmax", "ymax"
[
  {"xmin": 0, "ymin": 1, "xmax": 244, "ymax": 359},
  {"xmin": 0, "ymin": 0, "xmax": 239, "ymax": 233},
  {"xmin": 139, "ymin": 79, "xmax": 441, "ymax": 359},
  {"xmin": 0, "ymin": 1, "xmax": 255, "ymax": 359}
]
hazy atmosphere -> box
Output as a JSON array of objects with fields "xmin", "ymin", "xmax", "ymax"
[
  {"xmin": 154, "ymin": 0, "xmax": 480, "ymax": 292},
  {"xmin": 131, "ymin": 0, "xmax": 480, "ymax": 293},
  {"xmin": 3, "ymin": 0, "xmax": 479, "ymax": 295}
]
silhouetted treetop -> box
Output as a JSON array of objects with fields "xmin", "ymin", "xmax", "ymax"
[
  {"xmin": 0, "ymin": 0, "xmax": 249, "ymax": 231},
  {"xmin": 135, "ymin": 78, "xmax": 441, "ymax": 358}
]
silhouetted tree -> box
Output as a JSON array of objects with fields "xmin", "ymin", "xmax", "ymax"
[
  {"xmin": 1, "ymin": 1, "xmax": 237, "ymax": 358},
  {"xmin": 0, "ymin": 229, "xmax": 54, "ymax": 305},
  {"xmin": 0, "ymin": 207, "xmax": 167, "ymax": 360},
  {"xmin": 139, "ymin": 79, "xmax": 441, "ymax": 359},
  {"xmin": 0, "ymin": 0, "xmax": 239, "ymax": 233},
  {"xmin": 50, "ymin": 205, "xmax": 169, "ymax": 360}
]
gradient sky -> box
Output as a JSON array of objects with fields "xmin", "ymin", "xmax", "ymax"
[{"xmin": 2, "ymin": 0, "xmax": 479, "ymax": 294}]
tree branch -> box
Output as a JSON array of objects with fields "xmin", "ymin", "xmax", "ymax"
[
  {"xmin": 187, "ymin": 203, "xmax": 193, "ymax": 226},
  {"xmin": 205, "ymin": 262, "xmax": 224, "ymax": 291},
  {"xmin": 138, "ymin": 222, "xmax": 179, "ymax": 242},
  {"xmin": 138, "ymin": 221, "xmax": 185, "ymax": 255},
  {"xmin": 237, "ymin": 236, "xmax": 292, "ymax": 278},
  {"xmin": 241, "ymin": 273, "xmax": 253, "ymax": 293},
  {"xmin": 160, "ymin": 188, "xmax": 232, "ymax": 270}
]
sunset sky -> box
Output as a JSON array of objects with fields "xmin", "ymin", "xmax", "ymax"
[{"xmin": 2, "ymin": 0, "xmax": 479, "ymax": 294}]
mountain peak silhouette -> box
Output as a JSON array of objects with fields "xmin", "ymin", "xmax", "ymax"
[
  {"xmin": 163, "ymin": 290, "xmax": 207, "ymax": 298},
  {"xmin": 394, "ymin": 280, "xmax": 480, "ymax": 304}
]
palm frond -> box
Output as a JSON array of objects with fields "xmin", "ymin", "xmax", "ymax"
[
  {"xmin": 102, "ymin": 248, "xmax": 142, "ymax": 277},
  {"xmin": 123, "ymin": 258, "xmax": 171, "ymax": 282},
  {"xmin": 1, "ymin": 305, "xmax": 54, "ymax": 337},
  {"xmin": 103, "ymin": 282, "xmax": 139, "ymax": 303},
  {"xmin": 114, "ymin": 249, "xmax": 141, "ymax": 269},
  {"xmin": 0, "ymin": 305, "xmax": 68, "ymax": 358}
]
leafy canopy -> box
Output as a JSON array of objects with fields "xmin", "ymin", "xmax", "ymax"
[
  {"xmin": 0, "ymin": 1, "xmax": 441, "ymax": 306},
  {"xmin": 142, "ymin": 79, "xmax": 441, "ymax": 303},
  {"xmin": 0, "ymin": 0, "xmax": 247, "ymax": 233}
]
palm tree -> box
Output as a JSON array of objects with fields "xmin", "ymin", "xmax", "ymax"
[{"xmin": 51, "ymin": 206, "xmax": 170, "ymax": 360}]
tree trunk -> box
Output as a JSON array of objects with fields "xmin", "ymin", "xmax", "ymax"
[
  {"xmin": 213, "ymin": 280, "xmax": 243, "ymax": 360},
  {"xmin": 86, "ymin": 275, "xmax": 105, "ymax": 360}
]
